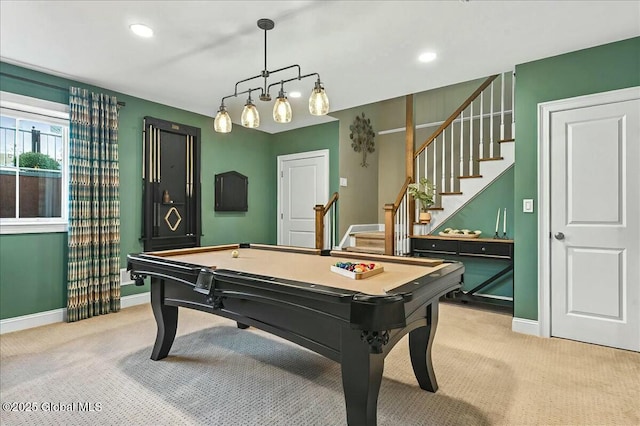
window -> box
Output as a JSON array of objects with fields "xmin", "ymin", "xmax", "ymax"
[{"xmin": 0, "ymin": 91, "xmax": 70, "ymax": 234}]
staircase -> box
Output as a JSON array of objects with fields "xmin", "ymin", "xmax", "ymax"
[
  {"xmin": 387, "ymin": 72, "xmax": 515, "ymax": 255},
  {"xmin": 328, "ymin": 72, "xmax": 515, "ymax": 256},
  {"xmin": 345, "ymin": 231, "xmax": 385, "ymax": 254}
]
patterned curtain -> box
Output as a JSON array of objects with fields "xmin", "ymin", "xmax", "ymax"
[{"xmin": 67, "ymin": 87, "xmax": 121, "ymax": 322}]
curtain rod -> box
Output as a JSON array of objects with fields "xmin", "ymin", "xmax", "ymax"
[{"xmin": 0, "ymin": 72, "xmax": 126, "ymax": 108}]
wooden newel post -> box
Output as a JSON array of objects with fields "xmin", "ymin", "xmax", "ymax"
[
  {"xmin": 314, "ymin": 205, "xmax": 325, "ymax": 250},
  {"xmin": 384, "ymin": 203, "xmax": 395, "ymax": 255}
]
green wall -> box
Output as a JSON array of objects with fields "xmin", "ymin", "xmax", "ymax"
[
  {"xmin": 0, "ymin": 233, "xmax": 67, "ymax": 317},
  {"xmin": 433, "ymin": 166, "xmax": 514, "ymax": 297},
  {"xmin": 513, "ymin": 37, "xmax": 640, "ymax": 320},
  {"xmin": 0, "ymin": 62, "xmax": 339, "ymax": 320},
  {"xmin": 271, "ymin": 121, "xmax": 340, "ymax": 242}
]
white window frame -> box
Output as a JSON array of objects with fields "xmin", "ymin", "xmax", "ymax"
[{"xmin": 0, "ymin": 91, "xmax": 70, "ymax": 234}]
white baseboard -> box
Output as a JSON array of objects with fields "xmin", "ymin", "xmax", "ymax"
[
  {"xmin": 120, "ymin": 291, "xmax": 150, "ymax": 308},
  {"xmin": 512, "ymin": 316, "xmax": 540, "ymax": 336},
  {"xmin": 0, "ymin": 307, "xmax": 66, "ymax": 334},
  {"xmin": 0, "ymin": 291, "xmax": 150, "ymax": 335}
]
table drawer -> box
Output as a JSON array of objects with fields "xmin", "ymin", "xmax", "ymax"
[
  {"xmin": 412, "ymin": 238, "xmax": 458, "ymax": 254},
  {"xmin": 459, "ymin": 241, "xmax": 511, "ymax": 257}
]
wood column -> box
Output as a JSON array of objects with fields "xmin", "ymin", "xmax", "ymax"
[
  {"xmin": 384, "ymin": 204, "xmax": 395, "ymax": 255},
  {"xmin": 314, "ymin": 205, "xmax": 325, "ymax": 249},
  {"xmin": 406, "ymin": 94, "xmax": 416, "ymax": 230}
]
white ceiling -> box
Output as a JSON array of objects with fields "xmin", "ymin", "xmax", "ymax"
[{"xmin": 1, "ymin": 1, "xmax": 638, "ymax": 134}]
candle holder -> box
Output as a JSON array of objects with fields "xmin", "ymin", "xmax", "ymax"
[{"xmin": 502, "ymin": 231, "xmax": 508, "ymax": 239}]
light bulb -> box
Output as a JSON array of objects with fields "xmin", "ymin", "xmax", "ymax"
[
  {"xmin": 214, "ymin": 105, "xmax": 232, "ymax": 133},
  {"xmin": 273, "ymin": 89, "xmax": 292, "ymax": 123},
  {"xmin": 241, "ymin": 98, "xmax": 260, "ymax": 128},
  {"xmin": 309, "ymin": 80, "xmax": 329, "ymax": 116}
]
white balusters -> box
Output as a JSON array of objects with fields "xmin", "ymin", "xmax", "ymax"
[
  {"xmin": 500, "ymin": 72, "xmax": 505, "ymax": 141},
  {"xmin": 395, "ymin": 192, "xmax": 409, "ymax": 256},
  {"xmin": 490, "ymin": 80, "xmax": 495, "ymax": 157},
  {"xmin": 468, "ymin": 100, "xmax": 474, "ymax": 175},
  {"xmin": 479, "ymin": 91, "xmax": 484, "ymax": 160},
  {"xmin": 450, "ymin": 122, "xmax": 454, "ymax": 192},
  {"xmin": 459, "ymin": 109, "xmax": 464, "ymax": 178},
  {"xmin": 432, "ymin": 135, "xmax": 437, "ymax": 203}
]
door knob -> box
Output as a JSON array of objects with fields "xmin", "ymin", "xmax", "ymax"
[{"xmin": 554, "ymin": 232, "xmax": 565, "ymax": 240}]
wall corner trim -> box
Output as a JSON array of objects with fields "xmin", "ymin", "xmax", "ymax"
[
  {"xmin": 512, "ymin": 317, "xmax": 540, "ymax": 336},
  {"xmin": 0, "ymin": 292, "xmax": 150, "ymax": 335}
]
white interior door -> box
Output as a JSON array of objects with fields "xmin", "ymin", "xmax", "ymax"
[
  {"xmin": 277, "ymin": 150, "xmax": 329, "ymax": 248},
  {"xmin": 548, "ymin": 92, "xmax": 639, "ymax": 351}
]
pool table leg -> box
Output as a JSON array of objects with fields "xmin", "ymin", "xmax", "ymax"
[
  {"xmin": 409, "ymin": 302, "xmax": 440, "ymax": 392},
  {"xmin": 237, "ymin": 322, "xmax": 249, "ymax": 329},
  {"xmin": 150, "ymin": 278, "xmax": 178, "ymax": 361},
  {"xmin": 340, "ymin": 327, "xmax": 385, "ymax": 426}
]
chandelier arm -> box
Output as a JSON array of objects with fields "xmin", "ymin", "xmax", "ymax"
[
  {"xmin": 221, "ymin": 86, "xmax": 263, "ymax": 104},
  {"xmin": 265, "ymin": 72, "xmax": 322, "ymax": 94},
  {"xmin": 234, "ymin": 74, "xmax": 264, "ymax": 96},
  {"xmin": 268, "ymin": 64, "xmax": 302, "ymax": 78}
]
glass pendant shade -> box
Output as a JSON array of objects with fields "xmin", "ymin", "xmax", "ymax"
[
  {"xmin": 273, "ymin": 91, "xmax": 292, "ymax": 123},
  {"xmin": 241, "ymin": 100, "xmax": 260, "ymax": 128},
  {"xmin": 309, "ymin": 80, "xmax": 329, "ymax": 116},
  {"xmin": 214, "ymin": 107, "xmax": 232, "ymax": 133}
]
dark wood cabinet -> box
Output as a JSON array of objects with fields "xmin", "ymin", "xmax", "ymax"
[
  {"xmin": 142, "ymin": 117, "xmax": 201, "ymax": 251},
  {"xmin": 411, "ymin": 235, "xmax": 514, "ymax": 311}
]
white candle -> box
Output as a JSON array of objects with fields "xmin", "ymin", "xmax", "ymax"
[
  {"xmin": 495, "ymin": 208, "xmax": 500, "ymax": 233},
  {"xmin": 503, "ymin": 208, "xmax": 507, "ymax": 234}
]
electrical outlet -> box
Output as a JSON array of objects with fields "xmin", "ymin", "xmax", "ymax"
[
  {"xmin": 120, "ymin": 268, "xmax": 134, "ymax": 286},
  {"xmin": 523, "ymin": 199, "xmax": 534, "ymax": 213}
]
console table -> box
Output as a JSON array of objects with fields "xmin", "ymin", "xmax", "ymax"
[{"xmin": 410, "ymin": 235, "xmax": 514, "ymax": 311}]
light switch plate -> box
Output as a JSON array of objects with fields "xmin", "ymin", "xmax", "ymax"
[
  {"xmin": 340, "ymin": 177, "xmax": 348, "ymax": 187},
  {"xmin": 523, "ymin": 199, "xmax": 534, "ymax": 213}
]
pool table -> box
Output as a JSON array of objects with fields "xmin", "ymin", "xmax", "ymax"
[{"xmin": 127, "ymin": 243, "xmax": 464, "ymax": 425}]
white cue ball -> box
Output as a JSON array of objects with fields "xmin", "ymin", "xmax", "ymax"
[{"xmin": 231, "ymin": 250, "xmax": 239, "ymax": 258}]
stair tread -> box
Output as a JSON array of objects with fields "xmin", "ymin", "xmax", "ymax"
[
  {"xmin": 440, "ymin": 192, "xmax": 463, "ymax": 195},
  {"xmin": 344, "ymin": 246, "xmax": 386, "ymax": 254},
  {"xmin": 477, "ymin": 157, "xmax": 504, "ymax": 162},
  {"xmin": 498, "ymin": 138, "xmax": 515, "ymax": 143},
  {"xmin": 458, "ymin": 175, "xmax": 483, "ymax": 179},
  {"xmin": 350, "ymin": 231, "xmax": 384, "ymax": 239}
]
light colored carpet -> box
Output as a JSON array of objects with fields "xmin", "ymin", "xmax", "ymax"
[{"xmin": 1, "ymin": 302, "xmax": 638, "ymax": 425}]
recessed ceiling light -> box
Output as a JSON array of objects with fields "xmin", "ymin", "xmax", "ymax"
[
  {"xmin": 418, "ymin": 52, "xmax": 437, "ymax": 63},
  {"xmin": 130, "ymin": 23, "xmax": 153, "ymax": 38},
  {"xmin": 289, "ymin": 91, "xmax": 302, "ymax": 98}
]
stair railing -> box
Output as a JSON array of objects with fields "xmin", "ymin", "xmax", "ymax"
[
  {"xmin": 314, "ymin": 192, "xmax": 339, "ymax": 250},
  {"xmin": 383, "ymin": 177, "xmax": 411, "ymax": 256},
  {"xmin": 414, "ymin": 72, "xmax": 514, "ymax": 206},
  {"xmin": 385, "ymin": 71, "xmax": 515, "ymax": 255}
]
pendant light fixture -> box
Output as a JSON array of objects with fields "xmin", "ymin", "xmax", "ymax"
[
  {"xmin": 273, "ymin": 83, "xmax": 292, "ymax": 123},
  {"xmin": 241, "ymin": 93, "xmax": 260, "ymax": 128},
  {"xmin": 309, "ymin": 79, "xmax": 330, "ymax": 116},
  {"xmin": 213, "ymin": 102, "xmax": 232, "ymax": 133},
  {"xmin": 213, "ymin": 18, "xmax": 329, "ymax": 133}
]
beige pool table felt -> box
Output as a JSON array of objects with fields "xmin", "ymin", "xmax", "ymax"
[{"xmin": 151, "ymin": 244, "xmax": 449, "ymax": 296}]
